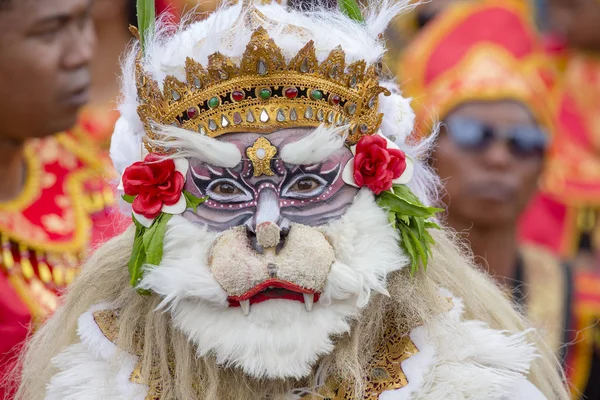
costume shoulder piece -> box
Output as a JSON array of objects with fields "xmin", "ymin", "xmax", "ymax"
[
  {"xmin": 49, "ymin": 293, "xmax": 543, "ymax": 400},
  {"xmin": 0, "ymin": 131, "xmax": 115, "ymax": 322}
]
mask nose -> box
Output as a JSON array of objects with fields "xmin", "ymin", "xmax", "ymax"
[{"xmin": 245, "ymin": 188, "xmax": 290, "ymax": 253}]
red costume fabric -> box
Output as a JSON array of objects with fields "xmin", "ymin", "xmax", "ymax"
[
  {"xmin": 519, "ymin": 52, "xmax": 600, "ymax": 259},
  {"xmin": 0, "ymin": 121, "xmax": 126, "ymax": 397},
  {"xmin": 398, "ymin": 1, "xmax": 600, "ymax": 396}
]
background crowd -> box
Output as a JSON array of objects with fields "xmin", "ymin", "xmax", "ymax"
[{"xmin": 0, "ymin": 0, "xmax": 598, "ymax": 398}]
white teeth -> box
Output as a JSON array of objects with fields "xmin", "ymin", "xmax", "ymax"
[
  {"xmin": 303, "ymin": 293, "xmax": 314, "ymax": 312},
  {"xmin": 240, "ymin": 300, "xmax": 250, "ymax": 316}
]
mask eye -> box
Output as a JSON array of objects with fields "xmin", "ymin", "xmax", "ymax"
[
  {"xmin": 292, "ymin": 178, "xmax": 321, "ymax": 192},
  {"xmin": 206, "ymin": 178, "xmax": 252, "ymax": 203},
  {"xmin": 213, "ymin": 182, "xmax": 242, "ymax": 195},
  {"xmin": 282, "ymin": 174, "xmax": 327, "ymax": 199}
]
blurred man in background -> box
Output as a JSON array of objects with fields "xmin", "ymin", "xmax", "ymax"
[
  {"xmin": 399, "ymin": 0, "xmax": 600, "ymax": 397},
  {"xmin": 521, "ymin": 0, "xmax": 600, "ymax": 268},
  {"xmin": 0, "ymin": 0, "xmax": 122, "ymax": 396},
  {"xmin": 518, "ymin": 0, "xmax": 600, "ymax": 396}
]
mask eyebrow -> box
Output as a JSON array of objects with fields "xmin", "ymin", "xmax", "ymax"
[
  {"xmin": 280, "ymin": 125, "xmax": 347, "ymax": 165},
  {"xmin": 149, "ymin": 124, "xmax": 242, "ymax": 168}
]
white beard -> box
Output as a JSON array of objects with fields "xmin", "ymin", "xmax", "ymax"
[{"xmin": 139, "ymin": 190, "xmax": 406, "ymax": 379}]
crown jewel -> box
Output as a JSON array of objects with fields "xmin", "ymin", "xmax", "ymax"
[{"xmin": 136, "ymin": 27, "xmax": 390, "ymax": 150}]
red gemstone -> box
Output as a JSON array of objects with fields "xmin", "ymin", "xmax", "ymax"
[
  {"xmin": 187, "ymin": 107, "xmax": 199, "ymax": 119},
  {"xmin": 284, "ymin": 87, "xmax": 299, "ymax": 99},
  {"xmin": 330, "ymin": 95, "xmax": 341, "ymax": 105},
  {"xmin": 232, "ymin": 90, "xmax": 245, "ymax": 102}
]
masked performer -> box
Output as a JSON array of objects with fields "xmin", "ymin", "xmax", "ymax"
[{"xmin": 16, "ymin": 1, "xmax": 568, "ymax": 399}]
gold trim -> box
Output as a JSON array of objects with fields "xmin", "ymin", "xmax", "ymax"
[
  {"xmin": 137, "ymin": 28, "xmax": 390, "ymax": 148},
  {"xmin": 246, "ymin": 137, "xmax": 277, "ymax": 177},
  {"xmin": 7, "ymin": 274, "xmax": 46, "ymax": 325},
  {"xmin": 305, "ymin": 324, "xmax": 418, "ymax": 399},
  {"xmin": 0, "ymin": 144, "xmax": 42, "ymax": 211},
  {"xmin": 92, "ymin": 309, "xmax": 419, "ymax": 399}
]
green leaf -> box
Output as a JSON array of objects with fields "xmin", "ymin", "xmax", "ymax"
[
  {"xmin": 375, "ymin": 185, "xmax": 444, "ymax": 274},
  {"xmin": 137, "ymin": 0, "xmax": 155, "ymax": 50},
  {"xmin": 338, "ymin": 0, "xmax": 365, "ymax": 23},
  {"xmin": 399, "ymin": 215, "xmax": 410, "ymax": 226},
  {"xmin": 424, "ymin": 221, "xmax": 441, "ymax": 230},
  {"xmin": 128, "ymin": 221, "xmax": 147, "ymax": 287},
  {"xmin": 415, "ymin": 215, "xmax": 425, "ymax": 238},
  {"xmin": 399, "ymin": 225, "xmax": 418, "ymax": 275},
  {"xmin": 377, "ymin": 191, "xmax": 436, "ymax": 218},
  {"xmin": 183, "ymin": 190, "xmax": 208, "ymax": 213},
  {"xmin": 406, "ymin": 225, "xmax": 427, "ymax": 267},
  {"xmin": 122, "ymin": 194, "xmax": 136, "ymax": 204},
  {"xmin": 144, "ymin": 213, "xmax": 172, "ymax": 265},
  {"xmin": 387, "ymin": 211, "xmax": 397, "ymax": 229},
  {"xmin": 392, "ymin": 184, "xmax": 423, "ymax": 206}
]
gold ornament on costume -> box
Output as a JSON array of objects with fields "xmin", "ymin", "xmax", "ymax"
[
  {"xmin": 136, "ymin": 27, "xmax": 390, "ymax": 152},
  {"xmin": 246, "ymin": 137, "xmax": 277, "ymax": 177},
  {"xmin": 92, "ymin": 309, "xmax": 419, "ymax": 400}
]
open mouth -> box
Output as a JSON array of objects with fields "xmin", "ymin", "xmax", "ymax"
[{"xmin": 227, "ymin": 279, "xmax": 320, "ymax": 315}]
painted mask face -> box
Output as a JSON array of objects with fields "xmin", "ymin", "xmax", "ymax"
[
  {"xmin": 184, "ymin": 128, "xmax": 357, "ymax": 231},
  {"xmin": 182, "ymin": 128, "xmax": 358, "ymax": 311},
  {"xmin": 142, "ymin": 127, "xmax": 403, "ymax": 379}
]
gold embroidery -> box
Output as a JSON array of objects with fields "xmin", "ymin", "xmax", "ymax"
[
  {"xmin": 246, "ymin": 137, "xmax": 278, "ymax": 177},
  {"xmin": 305, "ymin": 325, "xmax": 418, "ymax": 399},
  {"xmin": 92, "ymin": 310, "xmax": 418, "ymax": 400},
  {"xmin": 93, "ymin": 310, "xmax": 120, "ymax": 343}
]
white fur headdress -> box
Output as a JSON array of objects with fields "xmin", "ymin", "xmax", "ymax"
[{"xmin": 109, "ymin": 0, "xmax": 437, "ymax": 204}]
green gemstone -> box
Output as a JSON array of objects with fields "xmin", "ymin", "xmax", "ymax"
[
  {"xmin": 208, "ymin": 97, "xmax": 220, "ymax": 108},
  {"xmin": 310, "ymin": 90, "xmax": 323, "ymax": 100},
  {"xmin": 259, "ymin": 88, "xmax": 272, "ymax": 99}
]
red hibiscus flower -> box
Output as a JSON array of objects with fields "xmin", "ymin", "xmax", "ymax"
[
  {"xmin": 353, "ymin": 135, "xmax": 407, "ymax": 195},
  {"xmin": 122, "ymin": 153, "xmax": 185, "ymax": 219}
]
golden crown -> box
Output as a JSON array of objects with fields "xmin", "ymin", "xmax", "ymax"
[{"xmin": 136, "ymin": 27, "xmax": 391, "ymax": 149}]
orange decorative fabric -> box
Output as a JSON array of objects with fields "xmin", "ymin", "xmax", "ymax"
[
  {"xmin": 0, "ymin": 125, "xmax": 125, "ymax": 398},
  {"xmin": 520, "ymin": 53, "xmax": 600, "ymax": 257},
  {"xmin": 566, "ymin": 271, "xmax": 600, "ymax": 398},
  {"xmin": 398, "ymin": 0, "xmax": 554, "ymax": 136}
]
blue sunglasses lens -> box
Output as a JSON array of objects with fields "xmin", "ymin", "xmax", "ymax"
[
  {"xmin": 509, "ymin": 126, "xmax": 548, "ymax": 156},
  {"xmin": 445, "ymin": 117, "xmax": 491, "ymax": 149},
  {"xmin": 445, "ymin": 117, "xmax": 547, "ymax": 157}
]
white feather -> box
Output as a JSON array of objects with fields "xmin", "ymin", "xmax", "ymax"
[
  {"xmin": 46, "ymin": 305, "xmax": 148, "ymax": 400},
  {"xmin": 149, "ymin": 124, "xmax": 242, "ymax": 168},
  {"xmin": 280, "ymin": 125, "xmax": 347, "ymax": 165}
]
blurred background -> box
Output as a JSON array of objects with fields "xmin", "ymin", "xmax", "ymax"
[{"xmin": 0, "ymin": 0, "xmax": 599, "ymax": 398}]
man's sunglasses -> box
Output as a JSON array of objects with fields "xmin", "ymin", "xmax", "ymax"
[{"xmin": 444, "ymin": 116, "xmax": 548, "ymax": 158}]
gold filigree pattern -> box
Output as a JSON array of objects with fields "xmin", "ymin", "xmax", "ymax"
[
  {"xmin": 93, "ymin": 310, "xmax": 164, "ymax": 400},
  {"xmin": 304, "ymin": 325, "xmax": 418, "ymax": 399},
  {"xmin": 92, "ymin": 310, "xmax": 418, "ymax": 400},
  {"xmin": 246, "ymin": 137, "xmax": 277, "ymax": 176},
  {"xmin": 136, "ymin": 27, "xmax": 390, "ymax": 151}
]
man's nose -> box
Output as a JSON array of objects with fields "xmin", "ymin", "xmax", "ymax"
[
  {"xmin": 245, "ymin": 188, "xmax": 290, "ymax": 253},
  {"xmin": 483, "ymin": 140, "xmax": 513, "ymax": 170},
  {"xmin": 63, "ymin": 21, "xmax": 95, "ymax": 70}
]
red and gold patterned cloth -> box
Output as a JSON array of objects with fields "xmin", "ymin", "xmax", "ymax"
[
  {"xmin": 397, "ymin": 1, "xmax": 600, "ymax": 396},
  {"xmin": 519, "ymin": 52, "xmax": 600, "ymax": 258},
  {"xmin": 0, "ymin": 117, "xmax": 125, "ymax": 397},
  {"xmin": 398, "ymin": 0, "xmax": 555, "ymax": 136}
]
